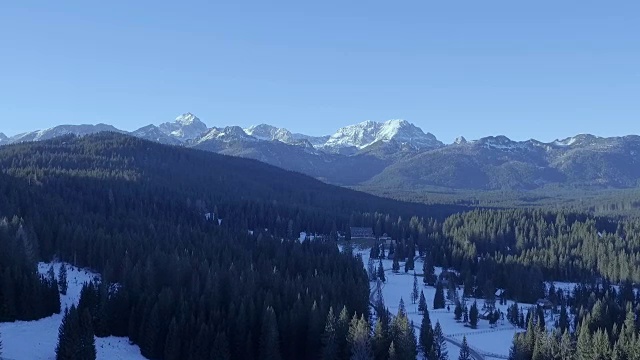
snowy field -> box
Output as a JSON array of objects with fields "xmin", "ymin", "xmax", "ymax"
[
  {"xmin": 357, "ymin": 246, "xmax": 530, "ymax": 359},
  {"xmin": 0, "ymin": 262, "xmax": 145, "ymax": 360}
]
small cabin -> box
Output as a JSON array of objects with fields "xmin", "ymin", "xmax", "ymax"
[
  {"xmin": 536, "ymin": 299, "xmax": 554, "ymax": 310},
  {"xmin": 350, "ymin": 227, "xmax": 375, "ymax": 239}
]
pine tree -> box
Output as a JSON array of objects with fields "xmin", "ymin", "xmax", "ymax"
[
  {"xmin": 372, "ymin": 318, "xmax": 389, "ymax": 360},
  {"xmin": 378, "ymin": 260, "xmax": 386, "ymax": 283},
  {"xmin": 558, "ymin": 304, "xmax": 570, "ymax": 333},
  {"xmin": 337, "ymin": 306, "xmax": 351, "ymax": 360},
  {"xmin": 260, "ymin": 306, "xmax": 282, "ymax": 360},
  {"xmin": 164, "ymin": 318, "xmax": 181, "ymax": 360},
  {"xmin": 412, "ymin": 273, "xmax": 419, "ymax": 305},
  {"xmin": 459, "ymin": 336, "xmax": 471, "ymax": 360},
  {"xmin": 419, "ymin": 307, "xmax": 434, "ymax": 357},
  {"xmin": 454, "ymin": 300, "xmax": 463, "ymax": 322},
  {"xmin": 388, "ymin": 341, "xmax": 398, "ymax": 360},
  {"xmin": 79, "ymin": 309, "xmax": 96, "ymax": 360},
  {"xmin": 398, "ymin": 298, "xmax": 406, "ymax": 318},
  {"xmin": 576, "ymin": 323, "xmax": 593, "ymax": 360},
  {"xmin": 469, "ymin": 301, "xmax": 479, "ymax": 329},
  {"xmin": 423, "ymin": 254, "xmax": 436, "ymax": 285},
  {"xmin": 210, "ymin": 332, "xmax": 231, "ymax": 360},
  {"xmin": 392, "ymin": 253, "xmax": 400, "ymax": 273},
  {"xmin": 368, "ymin": 258, "xmax": 377, "ymax": 282},
  {"xmin": 58, "ymin": 263, "xmax": 68, "ymax": 296},
  {"xmin": 434, "ymin": 282, "xmax": 446, "ymax": 309},
  {"xmin": 418, "ymin": 291, "xmax": 427, "ymax": 314},
  {"xmin": 322, "ymin": 307, "xmax": 339, "ymax": 360},
  {"xmin": 348, "ymin": 315, "xmax": 372, "ymax": 360},
  {"xmin": 433, "ymin": 321, "xmax": 448, "ymax": 360},
  {"xmin": 56, "ymin": 305, "xmax": 95, "ymax": 360}
]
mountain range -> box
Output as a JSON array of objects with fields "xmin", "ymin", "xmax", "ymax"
[{"xmin": 3, "ymin": 113, "xmax": 640, "ymax": 191}]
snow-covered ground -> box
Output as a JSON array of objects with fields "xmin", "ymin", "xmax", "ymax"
[
  {"xmin": 0, "ymin": 262, "xmax": 145, "ymax": 360},
  {"xmin": 358, "ymin": 247, "xmax": 528, "ymax": 359}
]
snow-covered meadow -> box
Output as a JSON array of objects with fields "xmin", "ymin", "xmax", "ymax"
[
  {"xmin": 356, "ymin": 246, "xmax": 531, "ymax": 359},
  {"xmin": 0, "ymin": 263, "xmax": 145, "ymax": 360}
]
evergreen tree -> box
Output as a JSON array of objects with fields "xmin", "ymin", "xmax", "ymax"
[
  {"xmin": 372, "ymin": 318, "xmax": 390, "ymax": 360},
  {"xmin": 418, "ymin": 291, "xmax": 427, "ymax": 314},
  {"xmin": 433, "ymin": 321, "xmax": 448, "ymax": 360},
  {"xmin": 459, "ymin": 336, "xmax": 471, "ymax": 360},
  {"xmin": 56, "ymin": 305, "xmax": 95, "ymax": 360},
  {"xmin": 423, "ymin": 254, "xmax": 436, "ymax": 286},
  {"xmin": 469, "ymin": 301, "xmax": 479, "ymax": 329},
  {"xmin": 454, "ymin": 300, "xmax": 463, "ymax": 322},
  {"xmin": 322, "ymin": 307, "xmax": 339, "ymax": 360},
  {"xmin": 419, "ymin": 307, "xmax": 434, "ymax": 357},
  {"xmin": 368, "ymin": 258, "xmax": 377, "ymax": 282},
  {"xmin": 79, "ymin": 309, "xmax": 96, "ymax": 360},
  {"xmin": 348, "ymin": 315, "xmax": 372, "ymax": 360},
  {"xmin": 163, "ymin": 318, "xmax": 181, "ymax": 360},
  {"xmin": 392, "ymin": 253, "xmax": 400, "ymax": 273},
  {"xmin": 210, "ymin": 332, "xmax": 231, "ymax": 360},
  {"xmin": 378, "ymin": 260, "xmax": 386, "ymax": 283},
  {"xmin": 260, "ymin": 307, "xmax": 282, "ymax": 360},
  {"xmin": 337, "ymin": 306, "xmax": 351, "ymax": 360},
  {"xmin": 412, "ymin": 273, "xmax": 419, "ymax": 305},
  {"xmin": 388, "ymin": 341, "xmax": 398, "ymax": 360},
  {"xmin": 58, "ymin": 263, "xmax": 68, "ymax": 296},
  {"xmin": 558, "ymin": 304, "xmax": 570, "ymax": 333},
  {"xmin": 434, "ymin": 282, "xmax": 446, "ymax": 309}
]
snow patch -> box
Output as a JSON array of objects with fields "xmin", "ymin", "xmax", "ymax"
[{"xmin": 0, "ymin": 263, "xmax": 144, "ymax": 360}]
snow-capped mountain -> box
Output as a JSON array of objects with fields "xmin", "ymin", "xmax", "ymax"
[
  {"xmin": 4, "ymin": 113, "xmax": 640, "ymax": 190},
  {"xmin": 244, "ymin": 124, "xmax": 295, "ymax": 144},
  {"xmin": 158, "ymin": 113, "xmax": 208, "ymax": 142},
  {"xmin": 131, "ymin": 124, "xmax": 183, "ymax": 145},
  {"xmin": 197, "ymin": 126, "xmax": 258, "ymax": 143},
  {"xmin": 323, "ymin": 119, "xmax": 443, "ymax": 152},
  {"xmin": 244, "ymin": 124, "xmax": 330, "ymax": 147},
  {"xmin": 4, "ymin": 124, "xmax": 123, "ymax": 144}
]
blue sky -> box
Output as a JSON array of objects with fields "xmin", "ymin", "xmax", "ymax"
[{"xmin": 1, "ymin": 1, "xmax": 639, "ymax": 143}]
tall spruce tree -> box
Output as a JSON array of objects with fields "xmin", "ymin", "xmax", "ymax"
[
  {"xmin": 322, "ymin": 307, "xmax": 339, "ymax": 360},
  {"xmin": 412, "ymin": 273, "xmax": 419, "ymax": 305},
  {"xmin": 469, "ymin": 301, "xmax": 479, "ymax": 329},
  {"xmin": 434, "ymin": 282, "xmax": 446, "ymax": 309},
  {"xmin": 433, "ymin": 321, "xmax": 448, "ymax": 360},
  {"xmin": 388, "ymin": 341, "xmax": 398, "ymax": 360},
  {"xmin": 348, "ymin": 315, "xmax": 372, "ymax": 360},
  {"xmin": 459, "ymin": 336, "xmax": 471, "ymax": 360},
  {"xmin": 58, "ymin": 263, "xmax": 68, "ymax": 296},
  {"xmin": 419, "ymin": 307, "xmax": 434, "ymax": 357},
  {"xmin": 260, "ymin": 306, "xmax": 282, "ymax": 360},
  {"xmin": 56, "ymin": 305, "xmax": 95, "ymax": 360},
  {"xmin": 418, "ymin": 290, "xmax": 427, "ymax": 314}
]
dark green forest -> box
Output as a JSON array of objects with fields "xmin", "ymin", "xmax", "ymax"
[{"xmin": 2, "ymin": 133, "xmax": 640, "ymax": 360}]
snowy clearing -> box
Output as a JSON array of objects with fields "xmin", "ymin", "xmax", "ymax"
[
  {"xmin": 0, "ymin": 262, "xmax": 145, "ymax": 360},
  {"xmin": 357, "ymin": 246, "xmax": 527, "ymax": 359}
]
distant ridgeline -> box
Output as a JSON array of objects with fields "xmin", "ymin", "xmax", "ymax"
[{"xmin": 1, "ymin": 133, "xmax": 640, "ymax": 359}]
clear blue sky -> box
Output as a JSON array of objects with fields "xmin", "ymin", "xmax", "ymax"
[{"xmin": 1, "ymin": 1, "xmax": 639, "ymax": 143}]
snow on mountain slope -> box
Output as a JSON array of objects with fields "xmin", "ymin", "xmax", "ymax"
[
  {"xmin": 0, "ymin": 263, "xmax": 145, "ymax": 360},
  {"xmin": 197, "ymin": 126, "xmax": 258, "ymax": 143},
  {"xmin": 323, "ymin": 119, "xmax": 443, "ymax": 151},
  {"xmin": 244, "ymin": 124, "xmax": 296, "ymax": 143},
  {"xmin": 7, "ymin": 124, "xmax": 124, "ymax": 144},
  {"xmin": 158, "ymin": 112, "xmax": 208, "ymax": 141},
  {"xmin": 132, "ymin": 124, "xmax": 183, "ymax": 145}
]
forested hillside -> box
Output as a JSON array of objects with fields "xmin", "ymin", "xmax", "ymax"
[
  {"xmin": 0, "ymin": 133, "xmax": 460, "ymax": 360},
  {"xmin": 3, "ymin": 133, "xmax": 640, "ymax": 360}
]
